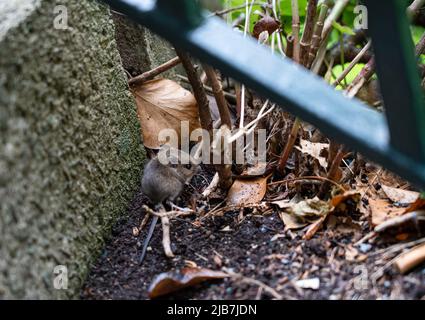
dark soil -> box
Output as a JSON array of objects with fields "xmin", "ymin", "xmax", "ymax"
[{"xmin": 81, "ymin": 172, "xmax": 425, "ymax": 300}]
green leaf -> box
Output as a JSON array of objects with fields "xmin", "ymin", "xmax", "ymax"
[
  {"xmin": 332, "ymin": 21, "xmax": 355, "ymax": 35},
  {"xmin": 279, "ymin": 0, "xmax": 308, "ymax": 16},
  {"xmin": 331, "ymin": 63, "xmax": 365, "ymax": 89}
]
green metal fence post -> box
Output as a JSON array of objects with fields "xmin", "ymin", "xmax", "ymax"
[
  {"xmin": 157, "ymin": 0, "xmax": 204, "ymax": 28},
  {"xmin": 101, "ymin": 0, "xmax": 425, "ymax": 188},
  {"xmin": 364, "ymin": 0, "xmax": 425, "ymax": 163}
]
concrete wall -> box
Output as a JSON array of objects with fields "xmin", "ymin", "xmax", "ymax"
[
  {"xmin": 0, "ymin": 0, "xmax": 145, "ymax": 299},
  {"xmin": 112, "ymin": 11, "xmax": 180, "ymax": 79}
]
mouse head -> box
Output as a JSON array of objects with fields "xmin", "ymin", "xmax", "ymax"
[
  {"xmin": 158, "ymin": 145, "xmax": 199, "ymax": 182},
  {"xmin": 174, "ymin": 161, "xmax": 199, "ymax": 183}
]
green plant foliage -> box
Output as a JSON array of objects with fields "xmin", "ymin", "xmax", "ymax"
[
  {"xmin": 220, "ymin": 0, "xmax": 425, "ymax": 79},
  {"xmin": 332, "ymin": 21, "xmax": 355, "ymax": 36}
]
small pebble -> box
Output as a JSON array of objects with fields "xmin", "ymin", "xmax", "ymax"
[
  {"xmin": 295, "ymin": 278, "xmax": 320, "ymax": 290},
  {"xmin": 359, "ymin": 243, "xmax": 372, "ymax": 253},
  {"xmin": 260, "ymin": 225, "xmax": 268, "ymax": 233}
]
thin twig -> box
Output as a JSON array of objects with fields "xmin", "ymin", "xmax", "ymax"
[
  {"xmin": 203, "ymin": 65, "xmax": 233, "ymax": 129},
  {"xmin": 268, "ymin": 175, "xmax": 346, "ymax": 192},
  {"xmin": 128, "ymin": 57, "xmax": 181, "ymax": 86},
  {"xmin": 277, "ymin": 117, "xmax": 300, "ymax": 174},
  {"xmin": 175, "ymin": 50, "xmax": 213, "ymax": 135},
  {"xmin": 211, "ymin": 1, "xmax": 267, "ymax": 17},
  {"xmin": 228, "ymin": 101, "xmax": 275, "ymax": 143},
  {"xmin": 369, "ymin": 237, "xmax": 425, "ymax": 258},
  {"xmin": 318, "ymin": 146, "xmax": 346, "ymax": 197},
  {"xmin": 142, "ymin": 205, "xmax": 195, "ymax": 259},
  {"xmin": 332, "ymin": 41, "xmax": 371, "ymax": 87},
  {"xmin": 177, "ymin": 74, "xmax": 237, "ymax": 103},
  {"xmin": 345, "ymin": 57, "xmax": 375, "ymax": 98},
  {"xmin": 161, "ymin": 216, "xmax": 174, "ymax": 258}
]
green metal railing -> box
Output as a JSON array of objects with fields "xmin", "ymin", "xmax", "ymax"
[{"xmin": 102, "ymin": 0, "xmax": 425, "ymax": 188}]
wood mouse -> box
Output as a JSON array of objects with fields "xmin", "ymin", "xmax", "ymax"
[{"xmin": 139, "ymin": 150, "xmax": 198, "ymax": 263}]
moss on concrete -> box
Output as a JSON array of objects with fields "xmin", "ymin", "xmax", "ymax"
[{"xmin": 0, "ymin": 0, "xmax": 145, "ymax": 299}]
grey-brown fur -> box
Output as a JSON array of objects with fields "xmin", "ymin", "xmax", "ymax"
[{"xmin": 141, "ymin": 156, "xmax": 197, "ymax": 205}]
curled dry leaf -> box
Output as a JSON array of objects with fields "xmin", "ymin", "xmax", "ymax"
[
  {"xmin": 277, "ymin": 197, "xmax": 331, "ymax": 219},
  {"xmin": 227, "ymin": 177, "xmax": 268, "ymax": 206},
  {"xmin": 369, "ymin": 198, "xmax": 406, "ymax": 227},
  {"xmin": 374, "ymin": 210, "xmax": 425, "ymax": 235},
  {"xmin": 304, "ymin": 191, "xmax": 361, "ymax": 239},
  {"xmin": 381, "ymin": 185, "xmax": 419, "ymax": 205},
  {"xmin": 372, "ymin": 192, "xmax": 425, "ymax": 235},
  {"xmin": 273, "ymin": 190, "xmax": 361, "ymax": 237},
  {"xmin": 331, "ymin": 190, "xmax": 361, "ymax": 210},
  {"xmin": 131, "ymin": 78, "xmax": 201, "ymax": 149},
  {"xmin": 295, "ymin": 139, "xmax": 329, "ymax": 169},
  {"xmin": 274, "ymin": 197, "xmax": 331, "ymax": 231},
  {"xmin": 148, "ymin": 267, "xmax": 229, "ymax": 299},
  {"xmin": 404, "ymin": 197, "xmax": 425, "ymax": 213},
  {"xmin": 253, "ymin": 16, "xmax": 280, "ymax": 39},
  {"xmin": 279, "ymin": 211, "xmax": 308, "ymax": 230}
]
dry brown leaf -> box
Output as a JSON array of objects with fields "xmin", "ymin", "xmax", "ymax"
[
  {"xmin": 227, "ymin": 177, "xmax": 268, "ymax": 205},
  {"xmin": 131, "ymin": 78, "xmax": 201, "ymax": 149},
  {"xmin": 345, "ymin": 245, "xmax": 359, "ymax": 262},
  {"xmin": 331, "ymin": 190, "xmax": 361, "ymax": 208},
  {"xmin": 295, "ymin": 139, "xmax": 329, "ymax": 169},
  {"xmin": 304, "ymin": 191, "xmax": 361, "ymax": 239},
  {"xmin": 278, "ymin": 197, "xmax": 331, "ymax": 219},
  {"xmin": 148, "ymin": 267, "xmax": 229, "ymax": 299},
  {"xmin": 374, "ymin": 210, "xmax": 425, "ymax": 235},
  {"xmin": 279, "ymin": 211, "xmax": 309, "ymax": 230},
  {"xmin": 274, "ymin": 191, "xmax": 361, "ymax": 235},
  {"xmin": 381, "ymin": 185, "xmax": 419, "ymax": 205},
  {"xmin": 369, "ymin": 198, "xmax": 406, "ymax": 227},
  {"xmin": 274, "ymin": 197, "xmax": 332, "ymax": 231},
  {"xmin": 404, "ymin": 197, "xmax": 425, "ymax": 213}
]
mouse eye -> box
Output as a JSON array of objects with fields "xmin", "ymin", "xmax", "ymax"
[
  {"xmin": 170, "ymin": 163, "xmax": 178, "ymax": 169},
  {"xmin": 184, "ymin": 164, "xmax": 192, "ymax": 169}
]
